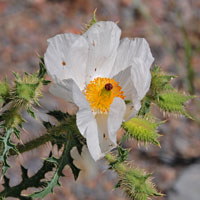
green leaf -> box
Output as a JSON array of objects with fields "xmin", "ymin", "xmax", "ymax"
[
  {"xmin": 26, "ymin": 107, "xmax": 36, "ymax": 119},
  {"xmin": 116, "ymin": 146, "xmax": 129, "ymax": 163},
  {"xmin": 155, "ymin": 91, "xmax": 194, "ymax": 118},
  {"xmin": 0, "ymin": 128, "xmax": 18, "ymax": 176},
  {"xmin": 122, "ymin": 117, "xmax": 162, "ymax": 146},
  {"xmin": 29, "ymin": 129, "xmax": 83, "ymax": 198},
  {"xmin": 0, "ymin": 156, "xmax": 55, "ymax": 199},
  {"xmin": 38, "ymin": 58, "xmax": 46, "ymax": 79},
  {"xmin": 13, "ymin": 128, "xmax": 20, "ymax": 139},
  {"xmin": 138, "ymin": 96, "xmax": 151, "ymax": 116},
  {"xmin": 42, "ymin": 80, "xmax": 51, "ymax": 85}
]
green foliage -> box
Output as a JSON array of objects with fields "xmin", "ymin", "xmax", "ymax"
[
  {"xmin": 0, "ymin": 24, "xmax": 195, "ymax": 200},
  {"xmin": 38, "ymin": 56, "xmax": 47, "ymax": 80},
  {"xmin": 29, "ymin": 113, "xmax": 84, "ymax": 199},
  {"xmin": 123, "ymin": 117, "xmax": 162, "ymax": 146},
  {"xmin": 0, "ymin": 59, "xmax": 48, "ymax": 179},
  {"xmin": 155, "ymin": 91, "xmax": 194, "ymax": 118},
  {"xmin": 149, "ymin": 66, "xmax": 194, "ymax": 119},
  {"xmin": 1, "ymin": 109, "xmax": 24, "ymax": 128},
  {"xmin": 0, "ymin": 128, "xmax": 18, "ymax": 176},
  {"xmin": 108, "ymin": 146, "xmax": 129, "ymax": 168},
  {"xmin": 138, "ymin": 96, "xmax": 151, "ymax": 116},
  {"xmin": 106, "ymin": 154, "xmax": 163, "ymax": 200},
  {"xmin": 0, "ymin": 111, "xmax": 84, "ymax": 199},
  {"xmin": 0, "ymin": 155, "xmax": 55, "ymax": 199}
]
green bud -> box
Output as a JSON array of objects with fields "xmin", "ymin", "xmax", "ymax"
[
  {"xmin": 0, "ymin": 79, "xmax": 9, "ymax": 99},
  {"xmin": 155, "ymin": 91, "xmax": 194, "ymax": 118},
  {"xmin": 106, "ymin": 153, "xmax": 163, "ymax": 200},
  {"xmin": 150, "ymin": 66, "xmax": 176, "ymax": 96},
  {"xmin": 122, "ymin": 117, "xmax": 161, "ymax": 146},
  {"xmin": 16, "ymin": 82, "xmax": 38, "ymax": 102}
]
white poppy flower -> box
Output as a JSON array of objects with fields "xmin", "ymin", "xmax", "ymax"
[{"xmin": 44, "ymin": 21, "xmax": 154, "ymax": 161}]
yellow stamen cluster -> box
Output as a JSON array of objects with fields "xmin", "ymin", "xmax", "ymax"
[{"xmin": 85, "ymin": 77, "xmax": 125, "ymax": 113}]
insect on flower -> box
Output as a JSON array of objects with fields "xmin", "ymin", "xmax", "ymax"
[{"xmin": 44, "ymin": 21, "xmax": 154, "ymax": 161}]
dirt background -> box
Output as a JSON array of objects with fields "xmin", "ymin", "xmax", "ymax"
[{"xmin": 0, "ymin": 0, "xmax": 200, "ymax": 199}]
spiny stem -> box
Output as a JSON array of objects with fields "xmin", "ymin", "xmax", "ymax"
[{"xmin": 9, "ymin": 133, "xmax": 54, "ymax": 156}]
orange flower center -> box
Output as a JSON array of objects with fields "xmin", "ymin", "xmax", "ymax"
[{"xmin": 85, "ymin": 77, "xmax": 125, "ymax": 113}]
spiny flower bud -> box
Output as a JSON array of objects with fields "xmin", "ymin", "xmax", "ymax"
[
  {"xmin": 0, "ymin": 79, "xmax": 9, "ymax": 103},
  {"xmin": 106, "ymin": 153, "xmax": 163, "ymax": 200},
  {"xmin": 155, "ymin": 91, "xmax": 194, "ymax": 119},
  {"xmin": 122, "ymin": 117, "xmax": 161, "ymax": 146},
  {"xmin": 10, "ymin": 72, "xmax": 43, "ymax": 108}
]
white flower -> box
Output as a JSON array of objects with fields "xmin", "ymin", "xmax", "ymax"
[{"xmin": 44, "ymin": 21, "xmax": 154, "ymax": 161}]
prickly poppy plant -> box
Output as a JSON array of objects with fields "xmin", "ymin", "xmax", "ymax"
[
  {"xmin": 45, "ymin": 20, "xmax": 154, "ymax": 161},
  {"xmin": 0, "ymin": 12, "xmax": 194, "ymax": 200}
]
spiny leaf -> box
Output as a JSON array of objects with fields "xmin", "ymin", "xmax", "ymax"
[
  {"xmin": 30, "ymin": 172, "xmax": 60, "ymax": 198},
  {"xmin": 29, "ymin": 128, "xmax": 83, "ymax": 198},
  {"xmin": 0, "ymin": 128, "xmax": 18, "ymax": 176},
  {"xmin": 42, "ymin": 80, "xmax": 51, "ymax": 85},
  {"xmin": 38, "ymin": 56, "xmax": 46, "ymax": 79},
  {"xmin": 13, "ymin": 127, "xmax": 20, "ymax": 139},
  {"xmin": 0, "ymin": 157, "xmax": 55, "ymax": 199},
  {"xmin": 122, "ymin": 117, "xmax": 162, "ymax": 146},
  {"xmin": 26, "ymin": 107, "xmax": 36, "ymax": 119},
  {"xmin": 155, "ymin": 91, "xmax": 194, "ymax": 118},
  {"xmin": 138, "ymin": 96, "xmax": 151, "ymax": 116},
  {"xmin": 109, "ymin": 146, "xmax": 129, "ymax": 168}
]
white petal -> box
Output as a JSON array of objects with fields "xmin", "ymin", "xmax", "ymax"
[
  {"xmin": 110, "ymin": 38, "xmax": 154, "ymax": 77},
  {"xmin": 95, "ymin": 114, "xmax": 116, "ymax": 153},
  {"xmin": 113, "ymin": 61, "xmax": 151, "ymax": 120},
  {"xmin": 83, "ymin": 21, "xmax": 121, "ymax": 83},
  {"xmin": 108, "ymin": 98, "xmax": 126, "ymax": 145},
  {"xmin": 44, "ymin": 33, "xmax": 88, "ymax": 90},
  {"xmin": 72, "ymin": 81, "xmax": 104, "ymax": 161},
  {"xmin": 49, "ymin": 81, "xmax": 73, "ymax": 103},
  {"xmin": 131, "ymin": 59, "xmax": 152, "ymax": 103},
  {"xmin": 124, "ymin": 102, "xmax": 140, "ymax": 121},
  {"xmin": 112, "ymin": 66, "xmax": 133, "ymax": 100}
]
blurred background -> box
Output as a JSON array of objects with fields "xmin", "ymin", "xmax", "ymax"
[{"xmin": 0, "ymin": 0, "xmax": 200, "ymax": 199}]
